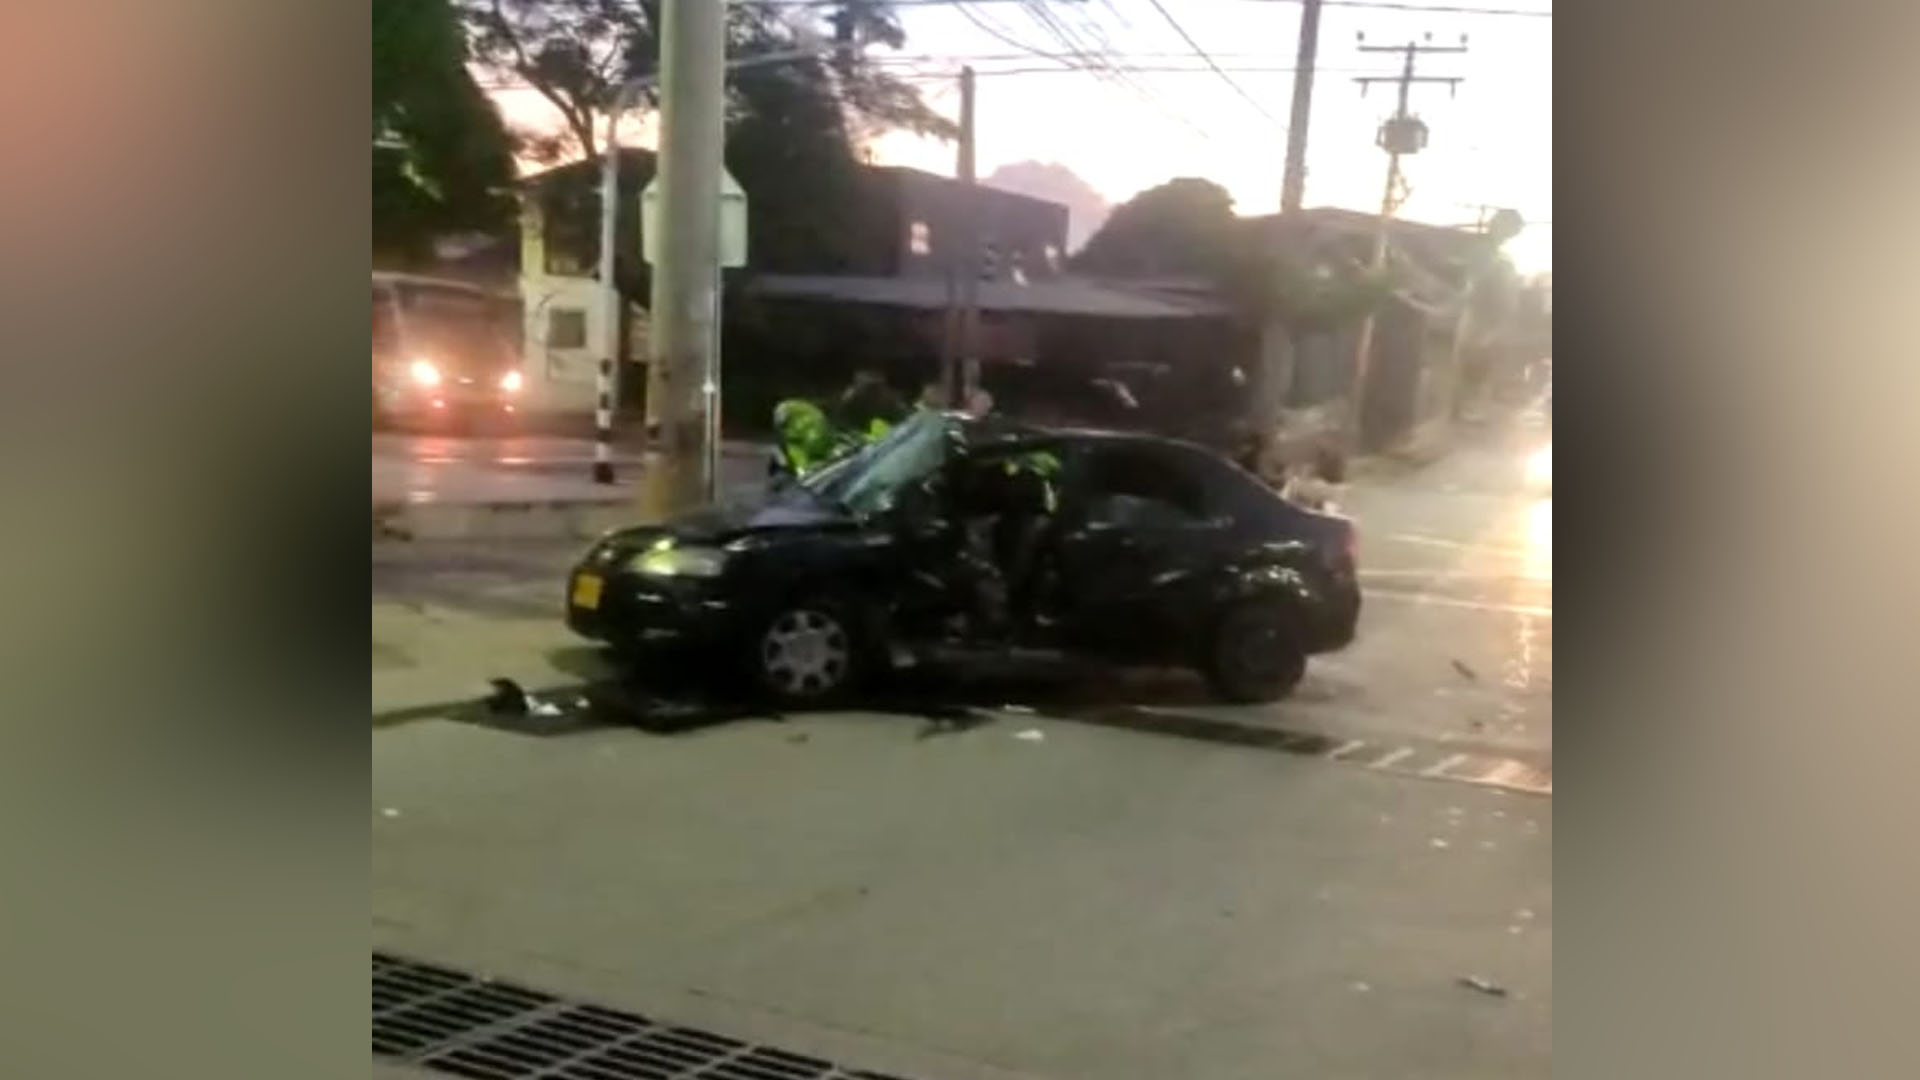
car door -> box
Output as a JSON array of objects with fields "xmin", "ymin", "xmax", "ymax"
[{"xmin": 1050, "ymin": 441, "xmax": 1236, "ymax": 656}]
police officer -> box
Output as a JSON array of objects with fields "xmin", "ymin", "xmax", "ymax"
[
  {"xmin": 769, "ymin": 399, "xmax": 839, "ymax": 480},
  {"xmin": 833, "ymin": 368, "xmax": 907, "ymax": 439}
]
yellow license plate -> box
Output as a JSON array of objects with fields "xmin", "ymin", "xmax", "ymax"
[{"xmin": 570, "ymin": 573, "xmax": 604, "ymax": 610}]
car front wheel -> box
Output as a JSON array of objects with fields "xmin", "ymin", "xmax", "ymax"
[
  {"xmin": 1203, "ymin": 603, "xmax": 1308, "ymax": 704},
  {"xmin": 749, "ymin": 599, "xmax": 866, "ymax": 707}
]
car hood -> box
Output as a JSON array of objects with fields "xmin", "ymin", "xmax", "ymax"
[{"xmin": 598, "ymin": 489, "xmax": 857, "ymax": 553}]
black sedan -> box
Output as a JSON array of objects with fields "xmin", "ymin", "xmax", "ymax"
[{"xmin": 566, "ymin": 411, "xmax": 1360, "ymax": 706}]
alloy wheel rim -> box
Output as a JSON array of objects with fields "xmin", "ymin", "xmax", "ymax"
[{"xmin": 761, "ymin": 610, "xmax": 851, "ymax": 696}]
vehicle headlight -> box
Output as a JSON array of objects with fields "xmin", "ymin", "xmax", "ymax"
[
  {"xmin": 627, "ymin": 542, "xmax": 728, "ymax": 578},
  {"xmin": 500, "ymin": 369, "xmax": 523, "ymax": 392},
  {"xmin": 410, "ymin": 358, "xmax": 441, "ymax": 387},
  {"xmin": 1526, "ymin": 444, "xmax": 1552, "ymax": 486}
]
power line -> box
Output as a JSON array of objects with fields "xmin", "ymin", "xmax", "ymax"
[
  {"xmin": 757, "ymin": 0, "xmax": 1551, "ymax": 15},
  {"xmin": 1137, "ymin": 0, "xmax": 1285, "ymax": 126},
  {"xmin": 947, "ymin": 1, "xmax": 1234, "ymax": 145},
  {"xmin": 1238, "ymin": 0, "xmax": 1551, "ymax": 17},
  {"xmin": 885, "ymin": 63, "xmax": 1372, "ymax": 76}
]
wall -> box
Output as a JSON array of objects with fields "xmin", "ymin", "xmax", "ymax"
[{"xmin": 515, "ymin": 199, "xmax": 648, "ymax": 417}]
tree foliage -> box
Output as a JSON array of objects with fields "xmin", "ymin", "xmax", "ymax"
[
  {"xmin": 1073, "ymin": 178, "xmax": 1395, "ymax": 332},
  {"xmin": 460, "ymin": 0, "xmax": 955, "ymax": 161},
  {"xmin": 1070, "ymin": 177, "xmax": 1239, "ymax": 279},
  {"xmin": 373, "ymin": 0, "xmax": 517, "ymax": 260}
]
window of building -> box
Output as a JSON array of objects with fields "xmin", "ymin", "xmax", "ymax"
[
  {"xmin": 547, "ymin": 308, "xmax": 588, "ymax": 350},
  {"xmin": 909, "ymin": 221, "xmax": 932, "ymax": 255}
]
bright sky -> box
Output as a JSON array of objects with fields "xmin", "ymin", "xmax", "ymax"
[{"xmin": 489, "ymin": 0, "xmax": 1552, "ymax": 273}]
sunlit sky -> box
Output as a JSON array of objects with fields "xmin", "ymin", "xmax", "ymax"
[{"xmin": 488, "ymin": 0, "xmax": 1551, "ymax": 274}]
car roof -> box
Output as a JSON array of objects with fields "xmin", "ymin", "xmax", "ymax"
[{"xmin": 961, "ymin": 416, "xmax": 1214, "ymax": 458}]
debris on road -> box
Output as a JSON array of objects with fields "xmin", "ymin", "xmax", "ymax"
[
  {"xmin": 788, "ymin": 732, "xmax": 811, "ymax": 745},
  {"xmin": 380, "ymin": 808, "xmax": 401, "ymax": 819},
  {"xmin": 1014, "ymin": 728, "xmax": 1047, "ymax": 743},
  {"xmin": 1452, "ymin": 659, "xmax": 1479, "ymax": 681},
  {"xmin": 1350, "ymin": 980, "xmax": 1372, "ymax": 994},
  {"xmin": 1429, "ymin": 837, "xmax": 1451, "ymax": 849},
  {"xmin": 484, "ymin": 678, "xmax": 529, "ymax": 716},
  {"xmin": 528, "ymin": 698, "xmax": 563, "ymax": 719},
  {"xmin": 1456, "ymin": 975, "xmax": 1510, "ymax": 998}
]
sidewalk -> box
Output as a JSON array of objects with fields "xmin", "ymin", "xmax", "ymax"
[{"xmin": 372, "ymin": 441, "xmax": 769, "ymax": 541}]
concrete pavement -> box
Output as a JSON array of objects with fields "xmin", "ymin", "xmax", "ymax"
[
  {"xmin": 371, "ymin": 418, "xmax": 1551, "ymax": 1078},
  {"xmin": 375, "ymin": 709, "xmax": 1549, "ymax": 1080}
]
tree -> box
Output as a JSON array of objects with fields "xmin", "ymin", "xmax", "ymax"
[
  {"xmin": 374, "ymin": 0, "xmax": 517, "ymax": 261},
  {"xmin": 460, "ymin": 0, "xmax": 954, "ymax": 162},
  {"xmin": 1070, "ymin": 177, "xmax": 1239, "ymax": 279}
]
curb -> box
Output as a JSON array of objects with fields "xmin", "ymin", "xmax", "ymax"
[{"xmin": 374, "ymin": 498, "xmax": 641, "ymax": 542}]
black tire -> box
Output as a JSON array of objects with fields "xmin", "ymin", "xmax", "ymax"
[
  {"xmin": 1203, "ymin": 603, "xmax": 1308, "ymax": 704},
  {"xmin": 745, "ymin": 596, "xmax": 871, "ymax": 707}
]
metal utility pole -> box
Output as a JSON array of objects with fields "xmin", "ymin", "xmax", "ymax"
[
  {"xmin": 641, "ymin": 0, "xmax": 728, "ymax": 519},
  {"xmin": 955, "ymin": 65, "xmax": 983, "ymax": 408},
  {"xmin": 593, "ymin": 47, "xmax": 815, "ymax": 488},
  {"xmin": 1279, "ymin": 0, "xmax": 1322, "ymax": 214},
  {"xmin": 938, "ymin": 67, "xmax": 979, "ymax": 409},
  {"xmin": 1346, "ymin": 33, "xmax": 1465, "ymax": 449},
  {"xmin": 593, "ymin": 108, "xmax": 625, "ymax": 485}
]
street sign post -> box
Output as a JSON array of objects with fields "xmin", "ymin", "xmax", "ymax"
[
  {"xmin": 642, "ymin": 168, "xmax": 748, "ymax": 269},
  {"xmin": 642, "ymin": 167, "xmax": 747, "ymax": 500}
]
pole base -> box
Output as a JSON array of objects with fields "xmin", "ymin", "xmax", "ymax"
[{"xmin": 591, "ymin": 461, "xmax": 617, "ymax": 485}]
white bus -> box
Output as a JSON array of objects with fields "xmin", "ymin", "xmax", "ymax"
[{"xmin": 372, "ymin": 272, "xmax": 524, "ymax": 430}]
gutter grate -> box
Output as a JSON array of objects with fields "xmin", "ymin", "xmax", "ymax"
[{"xmin": 375, "ymin": 953, "xmax": 929, "ymax": 1080}]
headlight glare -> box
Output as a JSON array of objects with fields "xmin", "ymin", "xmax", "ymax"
[{"xmin": 628, "ymin": 545, "xmax": 727, "ymax": 578}]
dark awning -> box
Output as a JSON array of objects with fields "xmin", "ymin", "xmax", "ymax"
[{"xmin": 747, "ymin": 274, "xmax": 1230, "ymax": 320}]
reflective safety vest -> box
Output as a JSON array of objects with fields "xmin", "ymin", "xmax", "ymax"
[
  {"xmin": 1000, "ymin": 450, "xmax": 1061, "ymax": 514},
  {"xmin": 772, "ymin": 399, "xmax": 838, "ymax": 476}
]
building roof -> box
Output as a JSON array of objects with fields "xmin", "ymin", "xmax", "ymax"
[{"xmin": 746, "ymin": 273, "xmax": 1230, "ymax": 319}]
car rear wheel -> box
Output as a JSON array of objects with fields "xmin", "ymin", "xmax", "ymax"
[
  {"xmin": 1203, "ymin": 603, "xmax": 1307, "ymax": 704},
  {"xmin": 749, "ymin": 599, "xmax": 866, "ymax": 707}
]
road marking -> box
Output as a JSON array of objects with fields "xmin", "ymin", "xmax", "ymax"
[
  {"xmin": 1371, "ymin": 746, "xmax": 1417, "ymax": 770},
  {"xmin": 1421, "ymin": 752, "xmax": 1471, "ymax": 778},
  {"xmin": 1360, "ymin": 568, "xmax": 1532, "ymax": 581},
  {"xmin": 1325, "ymin": 739, "xmax": 1368, "ymax": 761},
  {"xmin": 1478, "ymin": 759, "xmax": 1530, "ymax": 787},
  {"xmin": 1365, "ymin": 587, "xmax": 1553, "ymax": 619},
  {"xmin": 1386, "ymin": 533, "xmax": 1531, "ymax": 559}
]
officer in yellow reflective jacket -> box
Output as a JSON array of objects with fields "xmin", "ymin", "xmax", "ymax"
[{"xmin": 770, "ymin": 399, "xmax": 839, "ymax": 479}]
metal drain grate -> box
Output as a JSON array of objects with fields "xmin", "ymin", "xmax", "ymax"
[{"xmin": 374, "ymin": 953, "xmax": 920, "ymax": 1080}]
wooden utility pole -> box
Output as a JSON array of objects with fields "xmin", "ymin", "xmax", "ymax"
[
  {"xmin": 1345, "ymin": 33, "xmax": 1465, "ymax": 449},
  {"xmin": 641, "ymin": 0, "xmax": 727, "ymax": 519},
  {"xmin": 1279, "ymin": 0, "xmax": 1323, "ymax": 214}
]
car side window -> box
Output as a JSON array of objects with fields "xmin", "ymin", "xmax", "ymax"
[{"xmin": 1077, "ymin": 446, "xmax": 1212, "ymax": 527}]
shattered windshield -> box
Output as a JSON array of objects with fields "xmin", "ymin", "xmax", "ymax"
[{"xmin": 800, "ymin": 410, "xmax": 953, "ymax": 518}]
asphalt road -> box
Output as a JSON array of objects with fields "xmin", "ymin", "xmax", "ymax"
[{"xmin": 371, "ymin": 417, "xmax": 1551, "ymax": 1079}]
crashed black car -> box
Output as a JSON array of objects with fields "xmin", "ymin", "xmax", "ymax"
[{"xmin": 565, "ymin": 410, "xmax": 1360, "ymax": 705}]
